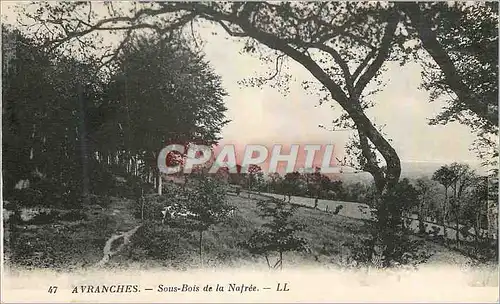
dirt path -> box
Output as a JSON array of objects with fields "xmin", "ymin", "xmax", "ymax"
[
  {"xmin": 94, "ymin": 198, "xmax": 142, "ymax": 267},
  {"xmin": 95, "ymin": 224, "xmax": 142, "ymax": 267}
]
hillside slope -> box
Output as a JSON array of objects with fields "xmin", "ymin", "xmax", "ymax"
[
  {"xmin": 110, "ymin": 193, "xmax": 478, "ymax": 271},
  {"xmin": 5, "ymin": 191, "xmax": 495, "ymax": 284}
]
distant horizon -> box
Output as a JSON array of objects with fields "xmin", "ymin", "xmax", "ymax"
[
  {"xmin": 161, "ymin": 150, "xmax": 487, "ymax": 181},
  {"xmin": 210, "ymin": 141, "xmax": 487, "ymax": 176}
]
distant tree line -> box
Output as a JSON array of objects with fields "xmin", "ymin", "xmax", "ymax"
[{"xmin": 221, "ymin": 162, "xmax": 496, "ymax": 260}]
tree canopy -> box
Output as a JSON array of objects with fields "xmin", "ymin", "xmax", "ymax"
[
  {"xmin": 18, "ymin": 1, "xmax": 498, "ymax": 195},
  {"xmin": 2, "ymin": 25, "xmax": 229, "ymax": 203}
]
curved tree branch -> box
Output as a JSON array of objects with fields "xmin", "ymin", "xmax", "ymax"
[
  {"xmin": 31, "ymin": 2, "xmax": 402, "ymax": 191},
  {"xmin": 354, "ymin": 10, "xmax": 399, "ymax": 97},
  {"xmin": 358, "ymin": 129, "xmax": 386, "ymax": 191},
  {"xmin": 398, "ymin": 2, "xmax": 498, "ymax": 127}
]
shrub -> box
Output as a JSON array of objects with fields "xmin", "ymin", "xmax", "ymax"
[
  {"xmin": 58, "ymin": 210, "xmax": 87, "ymax": 222},
  {"xmin": 134, "ymin": 183, "xmax": 186, "ymax": 221},
  {"xmin": 86, "ymin": 213, "xmax": 118, "ymax": 239},
  {"xmin": 345, "ymin": 179, "xmax": 432, "ymax": 269},
  {"xmin": 9, "ymin": 227, "xmax": 101, "ymax": 269},
  {"xmin": 26, "ymin": 210, "xmax": 60, "ymax": 225},
  {"xmin": 9, "ymin": 188, "xmax": 44, "ymax": 208},
  {"xmin": 128, "ymin": 222, "xmax": 191, "ymax": 261},
  {"xmin": 134, "ymin": 194, "xmax": 171, "ymax": 221},
  {"xmin": 240, "ymin": 199, "xmax": 308, "ymax": 270}
]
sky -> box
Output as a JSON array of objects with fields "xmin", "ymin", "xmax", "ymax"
[
  {"xmin": 195, "ymin": 23, "xmax": 481, "ymax": 168},
  {"xmin": 1, "ymin": 2, "xmax": 485, "ymax": 174}
]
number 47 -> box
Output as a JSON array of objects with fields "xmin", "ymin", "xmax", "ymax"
[{"xmin": 48, "ymin": 286, "xmax": 58, "ymax": 294}]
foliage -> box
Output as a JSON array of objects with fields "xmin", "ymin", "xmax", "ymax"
[
  {"xmin": 7, "ymin": 1, "xmax": 498, "ymax": 269},
  {"xmin": 58, "ymin": 210, "xmax": 88, "ymax": 222},
  {"xmin": 8, "ymin": 212, "xmax": 117, "ymax": 269},
  {"xmin": 266, "ymin": 173, "xmax": 284, "ymax": 193},
  {"xmin": 302, "ymin": 168, "xmax": 333, "ymax": 199},
  {"xmin": 240, "ymin": 198, "xmax": 308, "ymax": 270},
  {"xmin": 16, "ymin": 0, "xmax": 497, "ymax": 196},
  {"xmin": 246, "ymin": 164, "xmax": 264, "ymax": 191},
  {"xmin": 134, "ymin": 194, "xmax": 169, "ymax": 222},
  {"xmin": 348, "ymin": 178, "xmax": 427, "ymax": 268},
  {"xmin": 410, "ymin": 3, "xmax": 498, "ymax": 131},
  {"xmin": 19, "ymin": 2, "xmax": 405, "ymax": 195},
  {"xmin": 351, "ymin": 235, "xmax": 431, "ymax": 269},
  {"xmin": 281, "ymin": 172, "xmax": 302, "ymax": 200},
  {"xmin": 3, "ymin": 26, "xmax": 104, "ymax": 200},
  {"xmin": 176, "ymin": 177, "xmax": 234, "ymax": 265},
  {"xmin": 2, "ymin": 26, "xmax": 229, "ymax": 209},
  {"xmin": 398, "ymin": 3, "xmax": 498, "ymax": 173},
  {"xmin": 25, "ymin": 210, "xmax": 60, "ymax": 225},
  {"xmin": 102, "ymin": 34, "xmax": 229, "ymax": 175},
  {"xmin": 128, "ymin": 222, "xmax": 192, "ymax": 263},
  {"xmin": 182, "ymin": 178, "xmax": 233, "ymax": 230},
  {"xmin": 432, "ymin": 163, "xmax": 478, "ymax": 244},
  {"xmin": 414, "ymin": 177, "xmax": 441, "ymax": 232}
]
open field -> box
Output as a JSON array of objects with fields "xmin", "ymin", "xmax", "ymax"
[
  {"xmin": 5, "ymin": 191, "xmax": 497, "ymax": 287},
  {"xmin": 255, "ymin": 191, "xmax": 497, "ymax": 242}
]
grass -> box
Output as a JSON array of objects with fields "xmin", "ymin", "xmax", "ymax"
[{"xmin": 4, "ymin": 191, "xmax": 490, "ymax": 273}]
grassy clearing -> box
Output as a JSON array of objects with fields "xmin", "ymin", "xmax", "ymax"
[
  {"xmin": 4, "ymin": 192, "xmax": 487, "ymax": 273},
  {"xmin": 260, "ymin": 192, "xmax": 374, "ymax": 220}
]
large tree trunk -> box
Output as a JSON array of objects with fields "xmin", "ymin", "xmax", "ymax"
[
  {"xmin": 351, "ymin": 111, "xmax": 401, "ymax": 193},
  {"xmin": 443, "ymin": 187, "xmax": 448, "ymax": 244},
  {"xmin": 77, "ymin": 81, "xmax": 90, "ymax": 203},
  {"xmin": 418, "ymin": 202, "xmax": 426, "ymax": 234},
  {"xmin": 213, "ymin": 7, "xmax": 402, "ymax": 193},
  {"xmin": 474, "ymin": 212, "xmax": 481, "ymax": 256}
]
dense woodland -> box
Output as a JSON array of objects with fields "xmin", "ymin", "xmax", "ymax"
[{"xmin": 3, "ymin": 28, "xmax": 228, "ymax": 204}]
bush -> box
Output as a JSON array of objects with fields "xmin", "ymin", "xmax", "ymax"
[
  {"xmin": 135, "ymin": 184, "xmax": 184, "ymax": 221},
  {"xmin": 124, "ymin": 175, "xmax": 152, "ymax": 199},
  {"xmin": 8, "ymin": 227, "xmax": 101, "ymax": 269},
  {"xmin": 86, "ymin": 194, "xmax": 112, "ymax": 208},
  {"xmin": 86, "ymin": 213, "xmax": 119, "ymax": 239},
  {"xmin": 128, "ymin": 222, "xmax": 191, "ymax": 261},
  {"xmin": 345, "ymin": 180, "xmax": 432, "ymax": 269},
  {"xmin": 344, "ymin": 236, "xmax": 432, "ymax": 269},
  {"xmin": 58, "ymin": 210, "xmax": 87, "ymax": 222},
  {"xmin": 7, "ymin": 177, "xmax": 86, "ymax": 209},
  {"xmin": 134, "ymin": 194, "xmax": 170, "ymax": 221},
  {"xmin": 9, "ymin": 188, "xmax": 44, "ymax": 208},
  {"xmin": 26, "ymin": 210, "xmax": 60, "ymax": 225},
  {"xmin": 240, "ymin": 199, "xmax": 308, "ymax": 270}
]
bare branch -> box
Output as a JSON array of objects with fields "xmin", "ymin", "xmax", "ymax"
[
  {"xmin": 98, "ymin": 27, "xmax": 133, "ymax": 69},
  {"xmin": 207, "ymin": 17, "xmax": 247, "ymax": 37},
  {"xmin": 398, "ymin": 2, "xmax": 498, "ymax": 127},
  {"xmin": 352, "ymin": 49, "xmax": 377, "ymax": 83},
  {"xmin": 311, "ymin": 43, "xmax": 354, "ymax": 94},
  {"xmin": 41, "ymin": 3, "xmax": 195, "ymax": 52},
  {"xmin": 353, "ymin": 10, "xmax": 399, "ymax": 97},
  {"xmin": 264, "ymin": 53, "xmax": 286, "ymax": 81}
]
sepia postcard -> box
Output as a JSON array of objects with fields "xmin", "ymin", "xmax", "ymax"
[{"xmin": 1, "ymin": 1, "xmax": 499, "ymax": 303}]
